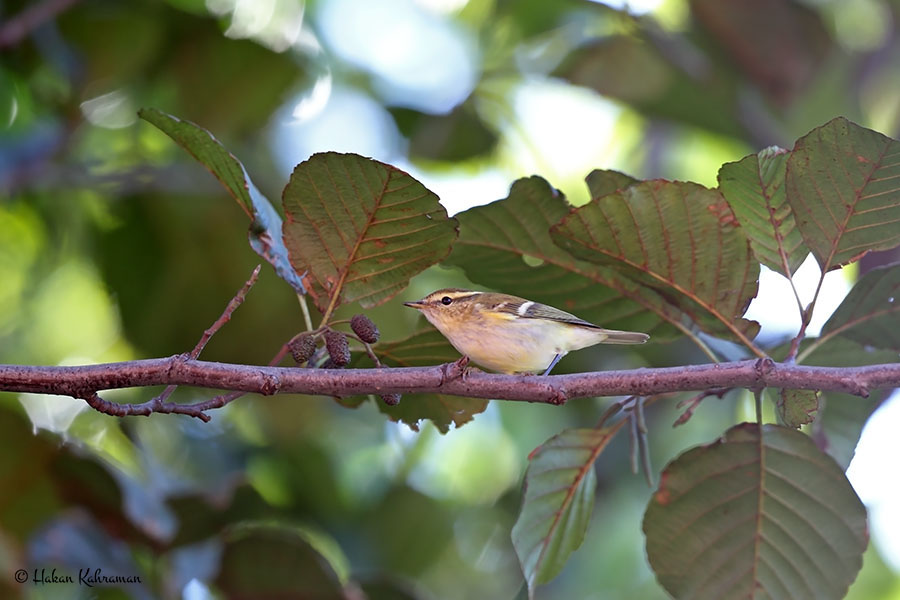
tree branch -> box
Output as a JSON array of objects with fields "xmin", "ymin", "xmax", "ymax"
[{"xmin": 1, "ymin": 357, "xmax": 898, "ymax": 421}]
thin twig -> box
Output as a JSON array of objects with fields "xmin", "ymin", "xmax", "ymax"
[
  {"xmin": 673, "ymin": 387, "xmax": 730, "ymax": 427},
  {"xmin": 191, "ymin": 265, "xmax": 261, "ymax": 358},
  {"xmin": 151, "ymin": 265, "xmax": 260, "ymax": 405}
]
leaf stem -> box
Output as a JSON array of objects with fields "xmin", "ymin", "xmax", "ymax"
[
  {"xmin": 629, "ymin": 408, "xmax": 639, "ymax": 474},
  {"xmin": 786, "ymin": 272, "xmax": 806, "ymax": 319},
  {"xmin": 671, "ymin": 321, "xmax": 719, "ymax": 362},
  {"xmin": 297, "ymin": 292, "xmax": 313, "ymax": 332},
  {"xmin": 771, "ymin": 188, "xmax": 804, "ymax": 318},
  {"xmin": 785, "ymin": 270, "xmax": 826, "ymax": 363},
  {"xmin": 596, "ymin": 400, "xmax": 624, "ymax": 428},
  {"xmin": 635, "ymin": 397, "xmax": 654, "ymax": 487},
  {"xmin": 319, "ymin": 271, "xmax": 349, "ymax": 327},
  {"xmin": 346, "ymin": 332, "xmax": 383, "ymax": 367},
  {"xmin": 796, "ymin": 336, "xmax": 824, "ymax": 364}
]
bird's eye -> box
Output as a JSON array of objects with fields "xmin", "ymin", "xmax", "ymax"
[{"xmin": 441, "ymin": 296, "xmax": 452, "ymax": 305}]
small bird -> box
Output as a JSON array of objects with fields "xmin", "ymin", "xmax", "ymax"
[{"xmin": 404, "ymin": 288, "xmax": 649, "ymax": 375}]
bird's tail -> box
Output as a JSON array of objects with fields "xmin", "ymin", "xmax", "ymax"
[{"xmin": 600, "ymin": 329, "xmax": 650, "ymax": 344}]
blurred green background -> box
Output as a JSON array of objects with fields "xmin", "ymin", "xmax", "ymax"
[{"xmin": 2, "ymin": 0, "xmax": 900, "ymax": 598}]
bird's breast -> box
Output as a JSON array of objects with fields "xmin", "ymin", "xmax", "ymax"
[{"xmin": 426, "ymin": 311, "xmax": 605, "ymax": 373}]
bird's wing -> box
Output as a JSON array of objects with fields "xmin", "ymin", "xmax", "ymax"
[{"xmin": 496, "ymin": 299, "xmax": 600, "ymax": 329}]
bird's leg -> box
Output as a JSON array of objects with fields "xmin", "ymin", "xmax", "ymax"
[
  {"xmin": 442, "ymin": 355, "xmax": 470, "ymax": 382},
  {"xmin": 542, "ymin": 353, "xmax": 563, "ymax": 376}
]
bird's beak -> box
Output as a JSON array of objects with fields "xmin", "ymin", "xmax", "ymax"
[{"xmin": 403, "ymin": 300, "xmax": 425, "ymax": 309}]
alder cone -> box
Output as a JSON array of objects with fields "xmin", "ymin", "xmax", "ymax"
[
  {"xmin": 350, "ymin": 314, "xmax": 380, "ymax": 343},
  {"xmin": 288, "ymin": 335, "xmax": 316, "ymax": 364},
  {"xmin": 381, "ymin": 393, "xmax": 401, "ymax": 406},
  {"xmin": 324, "ymin": 330, "xmax": 351, "ymax": 366}
]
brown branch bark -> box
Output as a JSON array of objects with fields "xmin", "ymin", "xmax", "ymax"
[{"xmin": 1, "ymin": 357, "xmax": 898, "ymax": 421}]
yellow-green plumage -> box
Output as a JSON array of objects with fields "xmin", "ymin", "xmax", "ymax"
[{"xmin": 403, "ymin": 289, "xmax": 648, "ymax": 374}]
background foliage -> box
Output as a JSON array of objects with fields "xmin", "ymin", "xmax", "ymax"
[{"xmin": 3, "ymin": 0, "xmax": 900, "ymax": 598}]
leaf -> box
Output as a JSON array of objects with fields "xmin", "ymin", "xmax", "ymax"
[
  {"xmin": 512, "ymin": 427, "xmax": 617, "ymax": 596},
  {"xmin": 820, "ymin": 263, "xmax": 900, "ymax": 351},
  {"xmin": 802, "ymin": 338, "xmax": 898, "ymax": 469},
  {"xmin": 817, "ymin": 391, "xmax": 883, "ymax": 472},
  {"xmin": 138, "ymin": 108, "xmax": 306, "ymax": 294},
  {"xmin": 444, "ymin": 176, "xmax": 682, "ymax": 340},
  {"xmin": 29, "ymin": 515, "xmax": 149, "ymax": 597},
  {"xmin": 555, "ymin": 35, "xmax": 744, "ymax": 138},
  {"xmin": 777, "ymin": 389, "xmax": 819, "ymax": 428},
  {"xmin": 786, "ymin": 117, "xmax": 900, "ymax": 271},
  {"xmin": 366, "ymin": 326, "xmax": 488, "ymax": 433},
  {"xmin": 362, "ymin": 487, "xmax": 455, "ymax": 576},
  {"xmin": 586, "ymin": 169, "xmax": 638, "ymax": 199},
  {"xmin": 551, "ymin": 180, "xmax": 761, "ymax": 345},
  {"xmin": 718, "ymin": 146, "xmax": 808, "ymax": 276},
  {"xmin": 644, "ymin": 423, "xmax": 868, "ymax": 600},
  {"xmin": 691, "ymin": 0, "xmax": 830, "ymax": 104},
  {"xmin": 358, "ymin": 577, "xmax": 421, "ymax": 600},
  {"xmin": 215, "ymin": 521, "xmax": 348, "ymax": 599},
  {"xmin": 282, "ymin": 152, "xmax": 458, "ymax": 314},
  {"xmin": 0, "ymin": 405, "xmax": 133, "ymax": 540},
  {"xmin": 390, "ymin": 103, "xmax": 498, "ymax": 162}
]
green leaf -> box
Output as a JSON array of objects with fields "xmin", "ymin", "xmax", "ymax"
[
  {"xmin": 367, "ymin": 326, "xmax": 488, "ymax": 433},
  {"xmin": 391, "ymin": 102, "xmax": 497, "ymax": 162},
  {"xmin": 138, "ymin": 108, "xmax": 307, "ymax": 294},
  {"xmin": 361, "ymin": 486, "xmax": 455, "ymax": 576},
  {"xmin": 586, "ymin": 169, "xmax": 638, "ymax": 199},
  {"xmin": 555, "ymin": 35, "xmax": 744, "ymax": 138},
  {"xmin": 802, "ymin": 338, "xmax": 898, "ymax": 469},
  {"xmin": 718, "ymin": 146, "xmax": 808, "ymax": 276},
  {"xmin": 0, "ymin": 405, "xmax": 129, "ymax": 539},
  {"xmin": 786, "ymin": 117, "xmax": 900, "ymax": 271},
  {"xmin": 444, "ymin": 176, "xmax": 682, "ymax": 340},
  {"xmin": 358, "ymin": 577, "xmax": 421, "ymax": 600},
  {"xmin": 215, "ymin": 521, "xmax": 349, "ymax": 599},
  {"xmin": 777, "ymin": 389, "xmax": 819, "ymax": 428},
  {"xmin": 644, "ymin": 423, "xmax": 868, "ymax": 600},
  {"xmin": 551, "ymin": 180, "xmax": 760, "ymax": 344},
  {"xmin": 820, "ymin": 263, "xmax": 900, "ymax": 351},
  {"xmin": 689, "ymin": 0, "xmax": 830, "ymax": 104},
  {"xmin": 817, "ymin": 391, "xmax": 882, "ymax": 472},
  {"xmin": 282, "ymin": 152, "xmax": 458, "ymax": 314},
  {"xmin": 512, "ymin": 427, "xmax": 617, "ymax": 596}
]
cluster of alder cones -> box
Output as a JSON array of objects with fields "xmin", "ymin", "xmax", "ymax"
[{"xmin": 287, "ymin": 315, "xmax": 400, "ymax": 406}]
